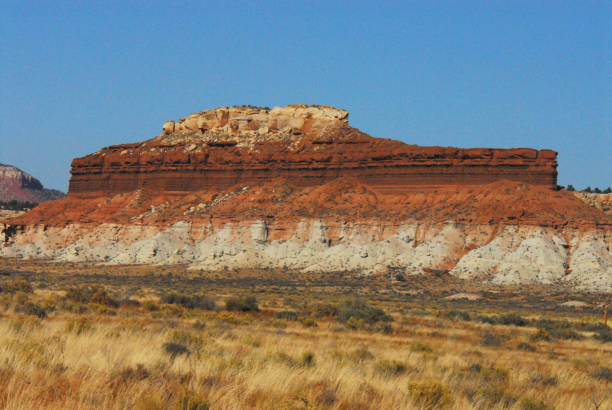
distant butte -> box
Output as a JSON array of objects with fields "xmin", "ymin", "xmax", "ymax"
[{"xmin": 68, "ymin": 104, "xmax": 558, "ymax": 196}]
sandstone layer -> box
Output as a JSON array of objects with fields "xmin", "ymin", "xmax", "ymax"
[
  {"xmin": 0, "ymin": 164, "xmax": 65, "ymax": 203},
  {"xmin": 2, "ymin": 105, "xmax": 611, "ymax": 291},
  {"xmin": 68, "ymin": 105, "xmax": 558, "ymax": 195}
]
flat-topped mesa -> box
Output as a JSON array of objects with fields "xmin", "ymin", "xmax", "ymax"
[
  {"xmin": 157, "ymin": 105, "xmax": 349, "ymax": 144},
  {"xmin": 68, "ymin": 104, "xmax": 558, "ymax": 195}
]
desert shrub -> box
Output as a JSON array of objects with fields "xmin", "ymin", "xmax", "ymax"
[
  {"xmin": 480, "ymin": 330, "xmax": 508, "ymax": 347},
  {"xmin": 500, "ymin": 313, "xmax": 527, "ymax": 326},
  {"xmin": 275, "ymin": 310, "xmax": 298, "ymax": 321},
  {"xmin": 590, "ymin": 367, "xmax": 612, "ymax": 381},
  {"xmin": 444, "ymin": 310, "xmax": 471, "ymax": 321},
  {"xmin": 16, "ymin": 302, "xmax": 47, "ymax": 318},
  {"xmin": 517, "ymin": 341, "xmax": 536, "ymax": 352},
  {"xmin": 65, "ymin": 317, "xmax": 93, "ymax": 334},
  {"xmin": 378, "ymin": 323, "xmax": 393, "ymax": 334},
  {"xmin": 519, "ymin": 397, "xmax": 552, "ymax": 410},
  {"xmin": 66, "ymin": 286, "xmax": 118, "ymax": 307},
  {"xmin": 339, "ymin": 299, "xmax": 392, "ymax": 326},
  {"xmin": 162, "ymin": 292, "xmax": 215, "ymax": 310},
  {"xmin": 349, "ymin": 347, "xmax": 375, "ymax": 362},
  {"xmin": 412, "ymin": 342, "xmax": 434, "ymax": 353},
  {"xmin": 407, "ymin": 381, "xmax": 453, "ymax": 409},
  {"xmin": 300, "ymin": 351, "xmax": 315, "ymax": 367},
  {"xmin": 593, "ymin": 326, "xmax": 612, "ymax": 343},
  {"xmin": 163, "ymin": 342, "xmax": 190, "ymax": 358},
  {"xmin": 0, "ymin": 279, "xmax": 33, "ymax": 293},
  {"xmin": 475, "ymin": 315, "xmax": 498, "ymax": 325},
  {"xmin": 530, "ymin": 329, "xmax": 551, "ymax": 341},
  {"xmin": 170, "ymin": 389, "xmax": 209, "ymax": 410},
  {"xmin": 166, "ymin": 329, "xmax": 203, "ymax": 354},
  {"xmin": 142, "ymin": 300, "xmax": 160, "ymax": 311},
  {"xmin": 310, "ymin": 302, "xmax": 339, "ymax": 318},
  {"xmin": 299, "ymin": 317, "xmax": 317, "ymax": 327},
  {"xmin": 225, "ymin": 296, "xmax": 259, "ymax": 312},
  {"xmin": 534, "ymin": 319, "xmax": 583, "ymax": 340},
  {"xmin": 375, "ymin": 360, "xmax": 407, "ymax": 376}
]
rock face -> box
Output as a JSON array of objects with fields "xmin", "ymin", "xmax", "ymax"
[
  {"xmin": 2, "ymin": 105, "xmax": 611, "ymax": 291},
  {"xmin": 68, "ymin": 105, "xmax": 558, "ymax": 195},
  {"xmin": 0, "ymin": 164, "xmax": 65, "ymax": 203}
]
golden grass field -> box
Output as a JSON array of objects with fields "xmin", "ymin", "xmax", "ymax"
[{"xmin": 0, "ymin": 259, "xmax": 610, "ymax": 409}]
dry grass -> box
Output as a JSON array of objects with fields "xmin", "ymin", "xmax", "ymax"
[{"xmin": 0, "ymin": 260, "xmax": 609, "ymax": 409}]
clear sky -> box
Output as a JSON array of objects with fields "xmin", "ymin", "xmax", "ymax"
[{"xmin": 1, "ymin": 1, "xmax": 610, "ymax": 191}]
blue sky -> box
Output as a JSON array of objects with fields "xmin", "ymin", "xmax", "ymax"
[{"xmin": 1, "ymin": 1, "xmax": 610, "ymax": 191}]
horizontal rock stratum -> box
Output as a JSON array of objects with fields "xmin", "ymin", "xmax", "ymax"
[
  {"xmin": 2, "ymin": 105, "xmax": 611, "ymax": 291},
  {"xmin": 68, "ymin": 105, "xmax": 558, "ymax": 195}
]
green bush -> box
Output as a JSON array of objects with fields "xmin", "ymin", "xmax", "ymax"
[{"xmin": 225, "ymin": 296, "xmax": 259, "ymax": 312}]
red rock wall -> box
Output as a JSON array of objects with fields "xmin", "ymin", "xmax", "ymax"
[{"xmin": 68, "ymin": 138, "xmax": 558, "ymax": 195}]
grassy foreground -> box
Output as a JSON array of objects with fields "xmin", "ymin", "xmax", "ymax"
[{"xmin": 0, "ymin": 260, "xmax": 610, "ymax": 409}]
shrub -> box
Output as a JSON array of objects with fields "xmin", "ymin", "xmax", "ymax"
[
  {"xmin": 17, "ymin": 302, "xmax": 47, "ymax": 318},
  {"xmin": 375, "ymin": 360, "xmax": 407, "ymax": 376},
  {"xmin": 534, "ymin": 319, "xmax": 583, "ymax": 340},
  {"xmin": 163, "ymin": 342, "xmax": 190, "ymax": 358},
  {"xmin": 162, "ymin": 292, "xmax": 216, "ymax": 310},
  {"xmin": 480, "ymin": 330, "xmax": 508, "ymax": 347},
  {"xmin": 339, "ymin": 299, "xmax": 392, "ymax": 326},
  {"xmin": 590, "ymin": 367, "xmax": 612, "ymax": 381},
  {"xmin": 299, "ymin": 317, "xmax": 317, "ymax": 328},
  {"xmin": 300, "ymin": 351, "xmax": 315, "ymax": 367},
  {"xmin": 412, "ymin": 342, "xmax": 434, "ymax": 353},
  {"xmin": 225, "ymin": 296, "xmax": 259, "ymax": 312},
  {"xmin": 500, "ymin": 313, "xmax": 527, "ymax": 326},
  {"xmin": 66, "ymin": 286, "xmax": 118, "ymax": 307},
  {"xmin": 530, "ymin": 329, "xmax": 551, "ymax": 342},
  {"xmin": 593, "ymin": 326, "xmax": 612, "ymax": 343},
  {"xmin": 349, "ymin": 347, "xmax": 375, "ymax": 362},
  {"xmin": 310, "ymin": 302, "xmax": 339, "ymax": 318},
  {"xmin": 275, "ymin": 310, "xmax": 298, "ymax": 321},
  {"xmin": 0, "ymin": 279, "xmax": 33, "ymax": 293},
  {"xmin": 407, "ymin": 381, "xmax": 453, "ymax": 409},
  {"xmin": 444, "ymin": 310, "xmax": 471, "ymax": 321},
  {"xmin": 517, "ymin": 341, "xmax": 536, "ymax": 352}
]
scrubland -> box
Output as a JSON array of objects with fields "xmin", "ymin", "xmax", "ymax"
[{"xmin": 0, "ymin": 260, "xmax": 610, "ymax": 409}]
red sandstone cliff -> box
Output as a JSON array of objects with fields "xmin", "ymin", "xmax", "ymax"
[{"xmin": 68, "ymin": 105, "xmax": 558, "ymax": 196}]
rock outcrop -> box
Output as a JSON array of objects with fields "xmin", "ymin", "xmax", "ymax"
[
  {"xmin": 2, "ymin": 105, "xmax": 611, "ymax": 291},
  {"xmin": 68, "ymin": 105, "xmax": 558, "ymax": 195},
  {"xmin": 0, "ymin": 164, "xmax": 65, "ymax": 203}
]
